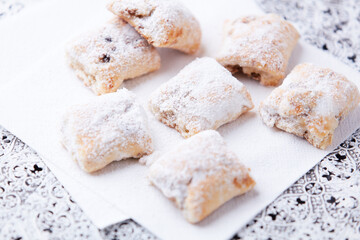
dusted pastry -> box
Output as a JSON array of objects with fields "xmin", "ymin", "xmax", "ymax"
[
  {"xmin": 148, "ymin": 57, "xmax": 254, "ymax": 138},
  {"xmin": 66, "ymin": 18, "xmax": 160, "ymax": 95},
  {"xmin": 107, "ymin": 0, "xmax": 201, "ymax": 54},
  {"xmin": 61, "ymin": 89, "xmax": 153, "ymax": 172},
  {"xmin": 259, "ymin": 63, "xmax": 360, "ymax": 149},
  {"xmin": 148, "ymin": 130, "xmax": 256, "ymax": 223},
  {"xmin": 217, "ymin": 14, "xmax": 300, "ymax": 86}
]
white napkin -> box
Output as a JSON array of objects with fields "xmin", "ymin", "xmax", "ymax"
[{"xmin": 0, "ymin": 0, "xmax": 359, "ymax": 239}]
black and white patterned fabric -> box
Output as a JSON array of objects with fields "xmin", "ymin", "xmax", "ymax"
[
  {"xmin": 0, "ymin": 0, "xmax": 359, "ymax": 239},
  {"xmin": 234, "ymin": 130, "xmax": 360, "ymax": 239},
  {"xmin": 256, "ymin": 0, "xmax": 360, "ymax": 71},
  {"xmin": 0, "ymin": 0, "xmax": 24, "ymax": 19}
]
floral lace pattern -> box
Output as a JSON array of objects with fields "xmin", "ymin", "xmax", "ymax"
[
  {"xmin": 234, "ymin": 130, "xmax": 360, "ymax": 239},
  {"xmin": 256, "ymin": 0, "xmax": 360, "ymax": 71},
  {"xmin": 0, "ymin": 128, "xmax": 156, "ymax": 239},
  {"xmin": 0, "ymin": 0, "xmax": 360, "ymax": 239},
  {"xmin": 0, "ymin": 0, "xmax": 42, "ymax": 19}
]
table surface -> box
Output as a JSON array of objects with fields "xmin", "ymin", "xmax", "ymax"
[{"xmin": 0, "ymin": 0, "xmax": 360, "ymax": 239}]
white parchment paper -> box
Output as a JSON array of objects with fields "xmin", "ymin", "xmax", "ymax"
[{"xmin": 0, "ymin": 0, "xmax": 359, "ymax": 239}]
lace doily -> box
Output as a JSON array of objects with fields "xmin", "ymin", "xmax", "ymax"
[{"xmin": 0, "ymin": 0, "xmax": 359, "ymax": 239}]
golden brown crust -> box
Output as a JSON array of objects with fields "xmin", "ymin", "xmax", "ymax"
[
  {"xmin": 217, "ymin": 14, "xmax": 300, "ymax": 86},
  {"xmin": 148, "ymin": 57, "xmax": 254, "ymax": 138},
  {"xmin": 66, "ymin": 18, "xmax": 160, "ymax": 95},
  {"xmin": 107, "ymin": 0, "xmax": 201, "ymax": 54},
  {"xmin": 61, "ymin": 89, "xmax": 153, "ymax": 173},
  {"xmin": 259, "ymin": 63, "xmax": 360, "ymax": 149},
  {"xmin": 148, "ymin": 130, "xmax": 255, "ymax": 223},
  {"xmin": 184, "ymin": 168, "xmax": 255, "ymax": 223}
]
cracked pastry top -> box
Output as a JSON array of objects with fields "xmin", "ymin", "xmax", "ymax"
[
  {"xmin": 216, "ymin": 14, "xmax": 300, "ymax": 86},
  {"xmin": 148, "ymin": 130, "xmax": 256, "ymax": 223},
  {"xmin": 148, "ymin": 57, "xmax": 254, "ymax": 138},
  {"xmin": 60, "ymin": 89, "xmax": 153, "ymax": 173},
  {"xmin": 66, "ymin": 18, "xmax": 160, "ymax": 95},
  {"xmin": 259, "ymin": 63, "xmax": 360, "ymax": 149},
  {"xmin": 107, "ymin": 0, "xmax": 201, "ymax": 54}
]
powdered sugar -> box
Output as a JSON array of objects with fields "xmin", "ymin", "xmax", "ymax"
[
  {"xmin": 148, "ymin": 130, "xmax": 253, "ymax": 219},
  {"xmin": 148, "ymin": 57, "xmax": 254, "ymax": 138},
  {"xmin": 66, "ymin": 18, "xmax": 160, "ymax": 95},
  {"xmin": 259, "ymin": 63, "xmax": 360, "ymax": 149},
  {"xmin": 217, "ymin": 14, "xmax": 299, "ymax": 86},
  {"xmin": 107, "ymin": 0, "xmax": 201, "ymax": 53},
  {"xmin": 61, "ymin": 88, "xmax": 153, "ymax": 172},
  {"xmin": 139, "ymin": 150, "xmax": 163, "ymax": 166}
]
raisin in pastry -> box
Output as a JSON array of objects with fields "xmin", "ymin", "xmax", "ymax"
[
  {"xmin": 148, "ymin": 57, "xmax": 254, "ymax": 138},
  {"xmin": 66, "ymin": 18, "xmax": 160, "ymax": 95},
  {"xmin": 107, "ymin": 0, "xmax": 201, "ymax": 54},
  {"xmin": 217, "ymin": 14, "xmax": 300, "ymax": 86}
]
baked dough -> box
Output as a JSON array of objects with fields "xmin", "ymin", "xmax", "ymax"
[
  {"xmin": 148, "ymin": 130, "xmax": 256, "ymax": 223},
  {"xmin": 148, "ymin": 57, "xmax": 254, "ymax": 138},
  {"xmin": 217, "ymin": 14, "xmax": 300, "ymax": 86},
  {"xmin": 66, "ymin": 18, "xmax": 160, "ymax": 95},
  {"xmin": 259, "ymin": 63, "xmax": 360, "ymax": 149},
  {"xmin": 107, "ymin": 0, "xmax": 201, "ymax": 54},
  {"xmin": 60, "ymin": 89, "xmax": 153, "ymax": 173}
]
